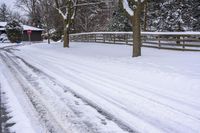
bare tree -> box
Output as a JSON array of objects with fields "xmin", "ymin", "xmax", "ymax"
[
  {"xmin": 143, "ymin": 0, "xmax": 148, "ymax": 31},
  {"xmin": 0, "ymin": 3, "xmax": 10, "ymax": 21},
  {"xmin": 0, "ymin": 3, "xmax": 26, "ymax": 23},
  {"xmin": 74, "ymin": 0, "xmax": 114, "ymax": 32},
  {"xmin": 37, "ymin": 0, "xmax": 55, "ymax": 44},
  {"xmin": 10, "ymin": 12, "xmax": 27, "ymax": 23},
  {"xmin": 54, "ymin": 0, "xmax": 114, "ymax": 47},
  {"xmin": 16, "ymin": 0, "xmax": 41, "ymax": 27},
  {"xmin": 122, "ymin": 0, "xmax": 146, "ymax": 57},
  {"xmin": 54, "ymin": 0, "xmax": 77, "ymax": 48}
]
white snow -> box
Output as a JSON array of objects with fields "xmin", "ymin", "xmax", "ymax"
[
  {"xmin": 22, "ymin": 25, "xmax": 43, "ymax": 31},
  {"xmin": 1, "ymin": 42, "xmax": 200, "ymax": 133},
  {"xmin": 70, "ymin": 31, "xmax": 200, "ymax": 36},
  {"xmin": 122, "ymin": 0, "xmax": 134, "ymax": 16},
  {"xmin": 0, "ymin": 22, "xmax": 8, "ymax": 27},
  {"xmin": 57, "ymin": 8, "xmax": 68, "ymax": 20},
  {"xmin": 122, "ymin": 0, "xmax": 146, "ymax": 16},
  {"xmin": 0, "ymin": 22, "xmax": 43, "ymax": 31},
  {"xmin": 0, "ymin": 60, "xmax": 36, "ymax": 133},
  {"xmin": 56, "ymin": 0, "xmax": 77, "ymax": 21}
]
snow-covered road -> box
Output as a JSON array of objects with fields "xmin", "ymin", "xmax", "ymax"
[
  {"xmin": 1, "ymin": 42, "xmax": 200, "ymax": 133},
  {"xmin": 0, "ymin": 45, "xmax": 128, "ymax": 133}
]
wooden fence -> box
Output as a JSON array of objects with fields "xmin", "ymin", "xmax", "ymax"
[{"xmin": 70, "ymin": 32, "xmax": 200, "ymax": 51}]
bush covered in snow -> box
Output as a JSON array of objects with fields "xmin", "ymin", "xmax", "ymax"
[
  {"xmin": 5, "ymin": 20, "xmax": 23, "ymax": 43},
  {"xmin": 50, "ymin": 31, "xmax": 62, "ymax": 41}
]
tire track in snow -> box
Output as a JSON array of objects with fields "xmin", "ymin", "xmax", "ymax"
[
  {"xmin": 1, "ymin": 51, "xmax": 134, "ymax": 133},
  {"xmin": 28, "ymin": 53, "xmax": 200, "ymax": 119},
  {"xmin": 6, "ymin": 52, "xmax": 137, "ymax": 133},
  {"xmin": 0, "ymin": 90, "xmax": 15, "ymax": 133},
  {"xmin": 0, "ymin": 52, "xmax": 73, "ymax": 133},
  {"xmin": 15, "ymin": 52, "xmax": 200, "ymax": 133},
  {"xmin": 27, "ymin": 52, "xmax": 200, "ymax": 111},
  {"xmin": 45, "ymin": 63, "xmax": 200, "ymax": 133}
]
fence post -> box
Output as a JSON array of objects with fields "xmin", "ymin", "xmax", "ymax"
[
  {"xmin": 86, "ymin": 34, "xmax": 90, "ymax": 42},
  {"xmin": 124, "ymin": 34, "xmax": 126, "ymax": 44},
  {"xmin": 81, "ymin": 35, "xmax": 83, "ymax": 42},
  {"xmin": 126, "ymin": 34, "xmax": 129, "ymax": 44},
  {"xmin": 103, "ymin": 34, "xmax": 105, "ymax": 43},
  {"xmin": 182, "ymin": 35, "xmax": 185, "ymax": 49},
  {"xmin": 158, "ymin": 35, "xmax": 161, "ymax": 48},
  {"xmin": 94, "ymin": 34, "xmax": 96, "ymax": 42},
  {"xmin": 114, "ymin": 34, "xmax": 116, "ymax": 44}
]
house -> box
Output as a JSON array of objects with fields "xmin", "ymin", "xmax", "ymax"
[{"xmin": 0, "ymin": 22, "xmax": 43, "ymax": 41}]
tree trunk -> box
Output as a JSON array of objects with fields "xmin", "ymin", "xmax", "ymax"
[
  {"xmin": 63, "ymin": 20, "xmax": 69, "ymax": 48},
  {"xmin": 176, "ymin": 21, "xmax": 181, "ymax": 45},
  {"xmin": 143, "ymin": 1, "xmax": 148, "ymax": 31},
  {"xmin": 176, "ymin": 0, "xmax": 181, "ymax": 45},
  {"xmin": 132, "ymin": 2, "xmax": 142, "ymax": 57},
  {"xmin": 47, "ymin": 27, "xmax": 50, "ymax": 44},
  {"xmin": 47, "ymin": 33, "xmax": 50, "ymax": 44}
]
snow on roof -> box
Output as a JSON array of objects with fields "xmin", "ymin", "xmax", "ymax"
[
  {"xmin": 23, "ymin": 25, "xmax": 43, "ymax": 31},
  {"xmin": 0, "ymin": 22, "xmax": 43, "ymax": 31},
  {"xmin": 0, "ymin": 22, "xmax": 7, "ymax": 27}
]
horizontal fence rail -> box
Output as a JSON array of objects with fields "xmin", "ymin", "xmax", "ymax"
[{"xmin": 70, "ymin": 32, "xmax": 200, "ymax": 51}]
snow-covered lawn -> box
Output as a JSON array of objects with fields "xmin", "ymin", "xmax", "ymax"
[{"xmin": 1, "ymin": 42, "xmax": 200, "ymax": 133}]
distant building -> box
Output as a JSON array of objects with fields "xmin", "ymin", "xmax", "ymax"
[{"xmin": 0, "ymin": 22, "xmax": 43, "ymax": 41}]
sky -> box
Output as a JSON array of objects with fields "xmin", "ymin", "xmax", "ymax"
[
  {"xmin": 0, "ymin": 0, "xmax": 26, "ymax": 15},
  {"xmin": 1, "ymin": 0, "xmax": 17, "ymax": 9}
]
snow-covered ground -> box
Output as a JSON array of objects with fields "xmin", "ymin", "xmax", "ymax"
[{"xmin": 0, "ymin": 42, "xmax": 200, "ymax": 133}]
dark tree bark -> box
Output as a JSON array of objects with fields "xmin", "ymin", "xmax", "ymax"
[
  {"xmin": 54, "ymin": 0, "xmax": 75, "ymax": 48},
  {"xmin": 63, "ymin": 19, "xmax": 69, "ymax": 47},
  {"xmin": 132, "ymin": 0, "xmax": 142, "ymax": 57},
  {"xmin": 122, "ymin": 0, "xmax": 146, "ymax": 57},
  {"xmin": 143, "ymin": 1, "xmax": 148, "ymax": 31}
]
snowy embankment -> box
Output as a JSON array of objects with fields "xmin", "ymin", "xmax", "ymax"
[
  {"xmin": 1, "ymin": 42, "xmax": 200, "ymax": 133},
  {"xmin": 0, "ymin": 60, "xmax": 36, "ymax": 133}
]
